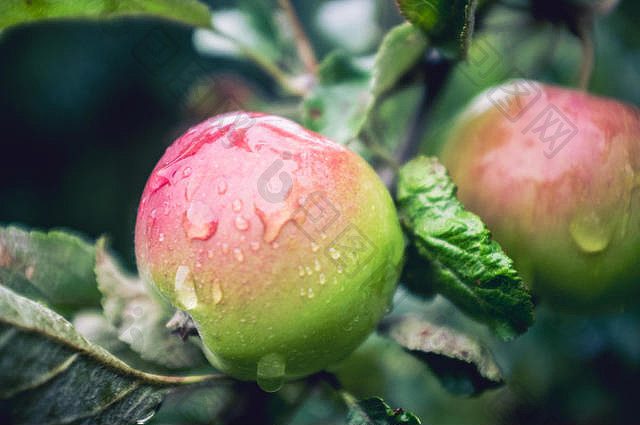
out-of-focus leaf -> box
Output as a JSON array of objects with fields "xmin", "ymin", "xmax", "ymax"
[
  {"xmin": 396, "ymin": 0, "xmax": 479, "ymax": 56},
  {"xmin": 302, "ymin": 51, "xmax": 372, "ymax": 146},
  {"xmin": 379, "ymin": 314, "xmax": 503, "ymax": 396},
  {"xmin": 368, "ymin": 84, "xmax": 423, "ymax": 153},
  {"xmin": 345, "ymin": 395, "xmax": 421, "ymax": 425},
  {"xmin": 210, "ymin": 9, "xmax": 280, "ymax": 62},
  {"xmin": 0, "ymin": 284, "xmax": 222, "ymax": 425},
  {"xmin": 371, "ymin": 23, "xmax": 428, "ymax": 97},
  {"xmin": 0, "ymin": 0, "xmax": 212, "ymax": 32},
  {"xmin": 0, "ymin": 226, "xmax": 101, "ymax": 316},
  {"xmin": 396, "ymin": 157, "xmax": 534, "ymax": 340},
  {"xmin": 96, "ymin": 239, "xmax": 207, "ymax": 369},
  {"xmin": 194, "ymin": 0, "xmax": 297, "ymax": 79},
  {"xmin": 303, "ymin": 25, "xmax": 429, "ymax": 160},
  {"xmin": 303, "ymin": 23, "xmax": 429, "ymax": 147}
]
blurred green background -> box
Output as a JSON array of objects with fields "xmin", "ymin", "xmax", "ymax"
[{"xmin": 1, "ymin": 1, "xmax": 639, "ymax": 424}]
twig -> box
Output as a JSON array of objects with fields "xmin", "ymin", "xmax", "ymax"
[
  {"xmin": 208, "ymin": 26, "xmax": 306, "ymax": 96},
  {"xmin": 278, "ymin": 0, "xmax": 319, "ymax": 74},
  {"xmin": 575, "ymin": 16, "xmax": 595, "ymax": 91}
]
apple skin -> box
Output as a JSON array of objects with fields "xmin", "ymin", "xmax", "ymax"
[
  {"xmin": 135, "ymin": 112, "xmax": 404, "ymax": 382},
  {"xmin": 441, "ymin": 80, "xmax": 640, "ymax": 310}
]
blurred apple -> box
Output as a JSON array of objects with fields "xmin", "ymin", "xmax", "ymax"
[{"xmin": 441, "ymin": 80, "xmax": 640, "ymax": 310}]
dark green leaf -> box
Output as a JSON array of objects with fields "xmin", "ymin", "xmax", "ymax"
[
  {"xmin": 379, "ymin": 314, "xmax": 503, "ymax": 396},
  {"xmin": 0, "ymin": 0, "xmax": 212, "ymax": 32},
  {"xmin": 345, "ymin": 395, "xmax": 421, "ymax": 425},
  {"xmin": 0, "ymin": 226, "xmax": 101, "ymax": 316},
  {"xmin": 0, "ymin": 284, "xmax": 223, "ymax": 425},
  {"xmin": 396, "ymin": 0, "xmax": 479, "ymax": 56},
  {"xmin": 96, "ymin": 239, "xmax": 207, "ymax": 370},
  {"xmin": 396, "ymin": 157, "xmax": 534, "ymax": 340}
]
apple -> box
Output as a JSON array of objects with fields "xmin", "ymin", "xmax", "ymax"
[
  {"xmin": 135, "ymin": 112, "xmax": 404, "ymax": 389},
  {"xmin": 441, "ymin": 80, "xmax": 640, "ymax": 310}
]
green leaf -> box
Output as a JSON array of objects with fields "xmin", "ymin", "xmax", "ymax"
[
  {"xmin": 0, "ymin": 284, "xmax": 224, "ymax": 425},
  {"xmin": 370, "ymin": 23, "xmax": 428, "ymax": 98},
  {"xmin": 396, "ymin": 0, "xmax": 479, "ymax": 56},
  {"xmin": 396, "ymin": 157, "xmax": 534, "ymax": 340},
  {"xmin": 345, "ymin": 395, "xmax": 421, "ymax": 425},
  {"xmin": 0, "ymin": 0, "xmax": 212, "ymax": 32},
  {"xmin": 379, "ymin": 314, "xmax": 503, "ymax": 396},
  {"xmin": 302, "ymin": 24, "xmax": 428, "ymax": 154},
  {"xmin": 0, "ymin": 226, "xmax": 101, "ymax": 316},
  {"xmin": 96, "ymin": 239, "xmax": 207, "ymax": 370},
  {"xmin": 302, "ymin": 51, "xmax": 372, "ymax": 147}
]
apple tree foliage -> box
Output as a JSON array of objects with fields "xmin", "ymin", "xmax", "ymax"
[{"xmin": 1, "ymin": 0, "xmax": 624, "ymax": 423}]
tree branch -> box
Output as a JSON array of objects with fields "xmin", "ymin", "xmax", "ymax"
[{"xmin": 278, "ymin": 0, "xmax": 319, "ymax": 75}]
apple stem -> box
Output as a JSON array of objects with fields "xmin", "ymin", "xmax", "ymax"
[{"xmin": 278, "ymin": 0, "xmax": 319, "ymax": 75}]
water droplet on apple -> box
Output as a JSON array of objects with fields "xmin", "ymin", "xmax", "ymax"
[
  {"xmin": 257, "ymin": 353, "xmax": 285, "ymax": 392},
  {"xmin": 314, "ymin": 259, "xmax": 321, "ymax": 272},
  {"xmin": 183, "ymin": 167, "xmax": 192, "ymax": 177},
  {"xmin": 311, "ymin": 242, "xmax": 319, "ymax": 252},
  {"xmin": 232, "ymin": 199, "xmax": 243, "ymax": 212},
  {"xmin": 212, "ymin": 279, "xmax": 223, "ymax": 304},
  {"xmin": 250, "ymin": 241, "xmax": 260, "ymax": 251},
  {"xmin": 221, "ymin": 243, "xmax": 229, "ymax": 254},
  {"xmin": 298, "ymin": 265, "xmax": 305, "ymax": 277},
  {"xmin": 174, "ymin": 266, "xmax": 198, "ymax": 310},
  {"xmin": 235, "ymin": 215, "xmax": 250, "ymax": 231},
  {"xmin": 319, "ymin": 273, "xmax": 326, "ymax": 284},
  {"xmin": 217, "ymin": 180, "xmax": 228, "ymax": 195},
  {"xmin": 329, "ymin": 247, "xmax": 340, "ymax": 259},
  {"xmin": 158, "ymin": 233, "xmax": 164, "ymax": 242},
  {"xmin": 184, "ymin": 201, "xmax": 218, "ymax": 240},
  {"xmin": 233, "ymin": 248, "xmax": 244, "ymax": 262},
  {"xmin": 569, "ymin": 210, "xmax": 614, "ymax": 253},
  {"xmin": 305, "ymin": 266, "xmax": 313, "ymax": 276},
  {"xmin": 307, "ymin": 288, "xmax": 314, "ymax": 298}
]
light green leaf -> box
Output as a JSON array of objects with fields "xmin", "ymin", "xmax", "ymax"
[
  {"xmin": 303, "ymin": 24, "xmax": 429, "ymax": 154},
  {"xmin": 96, "ymin": 239, "xmax": 207, "ymax": 370},
  {"xmin": 0, "ymin": 0, "xmax": 212, "ymax": 32},
  {"xmin": 379, "ymin": 314, "xmax": 503, "ymax": 396},
  {"xmin": 396, "ymin": 157, "xmax": 534, "ymax": 340},
  {"xmin": 302, "ymin": 51, "xmax": 372, "ymax": 146},
  {"xmin": 0, "ymin": 284, "xmax": 224, "ymax": 425},
  {"xmin": 345, "ymin": 395, "xmax": 421, "ymax": 425},
  {"xmin": 370, "ymin": 23, "xmax": 428, "ymax": 98},
  {"xmin": 0, "ymin": 226, "xmax": 101, "ymax": 316}
]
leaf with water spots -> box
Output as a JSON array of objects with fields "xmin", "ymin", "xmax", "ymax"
[
  {"xmin": 379, "ymin": 314, "xmax": 503, "ymax": 396},
  {"xmin": 0, "ymin": 283, "xmax": 224, "ymax": 425}
]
